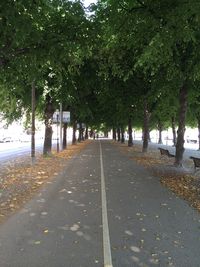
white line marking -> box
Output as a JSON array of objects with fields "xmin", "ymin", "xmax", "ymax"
[{"xmin": 99, "ymin": 141, "xmax": 113, "ymax": 267}]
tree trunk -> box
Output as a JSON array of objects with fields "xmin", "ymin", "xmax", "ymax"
[
  {"xmin": 78, "ymin": 123, "xmax": 82, "ymax": 142},
  {"xmin": 112, "ymin": 127, "xmax": 116, "ymax": 141},
  {"xmin": 81, "ymin": 126, "xmax": 85, "ymax": 141},
  {"xmin": 128, "ymin": 117, "xmax": 133, "ymax": 147},
  {"xmin": 43, "ymin": 96, "xmax": 54, "ymax": 156},
  {"xmin": 171, "ymin": 116, "xmax": 177, "ymax": 146},
  {"xmin": 121, "ymin": 127, "xmax": 125, "ymax": 143},
  {"xmin": 117, "ymin": 128, "xmax": 120, "ymax": 142},
  {"xmin": 63, "ymin": 123, "xmax": 68, "ymax": 150},
  {"xmin": 174, "ymin": 85, "xmax": 188, "ymax": 167},
  {"xmin": 85, "ymin": 126, "xmax": 89, "ymax": 140},
  {"xmin": 72, "ymin": 121, "xmax": 77, "ymax": 145},
  {"xmin": 142, "ymin": 99, "xmax": 150, "ymax": 152},
  {"xmin": 198, "ymin": 117, "xmax": 200, "ymax": 150},
  {"xmin": 158, "ymin": 120, "xmax": 163, "ymax": 144},
  {"xmin": 31, "ymin": 81, "xmax": 36, "ymax": 164}
]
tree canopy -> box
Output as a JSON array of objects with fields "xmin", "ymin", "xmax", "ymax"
[{"xmin": 1, "ymin": 0, "xmax": 200, "ymax": 165}]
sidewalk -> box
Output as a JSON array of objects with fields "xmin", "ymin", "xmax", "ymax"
[
  {"xmin": 0, "ymin": 140, "xmax": 200, "ymax": 267},
  {"xmin": 114, "ymin": 140, "xmax": 200, "ymax": 213}
]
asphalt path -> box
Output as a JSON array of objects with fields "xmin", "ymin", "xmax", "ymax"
[
  {"xmin": 0, "ymin": 140, "xmax": 200, "ymax": 266},
  {"xmin": 0, "ymin": 140, "xmax": 70, "ymax": 163}
]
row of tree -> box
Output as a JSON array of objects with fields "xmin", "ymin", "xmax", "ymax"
[
  {"xmin": 92, "ymin": 0, "xmax": 200, "ymax": 167},
  {"xmin": 0, "ymin": 0, "xmax": 200, "ymax": 167}
]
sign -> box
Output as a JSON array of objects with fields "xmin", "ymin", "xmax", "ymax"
[
  {"xmin": 63, "ymin": 111, "xmax": 70, "ymax": 123},
  {"xmin": 77, "ymin": 123, "xmax": 86, "ymax": 129},
  {"xmin": 52, "ymin": 111, "xmax": 70, "ymax": 123}
]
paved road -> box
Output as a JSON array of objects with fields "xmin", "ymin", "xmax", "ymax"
[
  {"xmin": 0, "ymin": 140, "xmax": 200, "ymax": 266},
  {"xmin": 0, "ymin": 142, "xmax": 43, "ymax": 162},
  {"xmin": 0, "ymin": 140, "xmax": 71, "ymax": 162}
]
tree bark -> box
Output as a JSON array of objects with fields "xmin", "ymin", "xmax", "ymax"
[
  {"xmin": 197, "ymin": 117, "xmax": 200, "ymax": 150},
  {"xmin": 158, "ymin": 120, "xmax": 163, "ymax": 144},
  {"xmin": 43, "ymin": 96, "xmax": 54, "ymax": 156},
  {"xmin": 171, "ymin": 116, "xmax": 177, "ymax": 146},
  {"xmin": 72, "ymin": 121, "xmax": 77, "ymax": 145},
  {"xmin": 142, "ymin": 99, "xmax": 150, "ymax": 152},
  {"xmin": 117, "ymin": 128, "xmax": 120, "ymax": 142},
  {"xmin": 121, "ymin": 127, "xmax": 125, "ymax": 143},
  {"xmin": 85, "ymin": 126, "xmax": 89, "ymax": 140},
  {"xmin": 63, "ymin": 123, "xmax": 68, "ymax": 150},
  {"xmin": 128, "ymin": 117, "xmax": 133, "ymax": 147},
  {"xmin": 104, "ymin": 131, "xmax": 108, "ymax": 137},
  {"xmin": 81, "ymin": 126, "xmax": 85, "ymax": 141},
  {"xmin": 112, "ymin": 127, "xmax": 116, "ymax": 141},
  {"xmin": 78, "ymin": 123, "xmax": 82, "ymax": 142},
  {"xmin": 174, "ymin": 85, "xmax": 188, "ymax": 167}
]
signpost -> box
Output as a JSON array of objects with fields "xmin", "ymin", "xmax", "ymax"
[
  {"xmin": 63, "ymin": 111, "xmax": 70, "ymax": 123},
  {"xmin": 53, "ymin": 110, "xmax": 60, "ymax": 153},
  {"xmin": 52, "ymin": 110, "xmax": 70, "ymax": 153}
]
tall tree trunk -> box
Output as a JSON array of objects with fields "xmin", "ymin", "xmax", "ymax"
[
  {"xmin": 81, "ymin": 126, "xmax": 85, "ymax": 141},
  {"xmin": 171, "ymin": 116, "xmax": 177, "ymax": 146},
  {"xmin": 175, "ymin": 85, "xmax": 188, "ymax": 167},
  {"xmin": 85, "ymin": 126, "xmax": 88, "ymax": 140},
  {"xmin": 142, "ymin": 99, "xmax": 150, "ymax": 152},
  {"xmin": 104, "ymin": 131, "xmax": 108, "ymax": 137},
  {"xmin": 128, "ymin": 117, "xmax": 133, "ymax": 147},
  {"xmin": 158, "ymin": 120, "xmax": 163, "ymax": 144},
  {"xmin": 198, "ymin": 117, "xmax": 200, "ymax": 150},
  {"xmin": 117, "ymin": 128, "xmax": 120, "ymax": 142},
  {"xmin": 112, "ymin": 127, "xmax": 116, "ymax": 141},
  {"xmin": 43, "ymin": 96, "xmax": 54, "ymax": 155},
  {"xmin": 63, "ymin": 123, "xmax": 68, "ymax": 150},
  {"xmin": 78, "ymin": 123, "xmax": 82, "ymax": 142},
  {"xmin": 31, "ymin": 81, "xmax": 36, "ymax": 164},
  {"xmin": 72, "ymin": 121, "xmax": 77, "ymax": 145},
  {"xmin": 121, "ymin": 127, "xmax": 125, "ymax": 143}
]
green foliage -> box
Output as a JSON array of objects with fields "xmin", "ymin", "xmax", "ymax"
[{"xmin": 1, "ymin": 0, "xmax": 200, "ymax": 132}]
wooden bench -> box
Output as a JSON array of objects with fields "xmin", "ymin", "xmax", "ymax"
[
  {"xmin": 158, "ymin": 147, "xmax": 175, "ymax": 158},
  {"xmin": 190, "ymin": 156, "xmax": 200, "ymax": 172}
]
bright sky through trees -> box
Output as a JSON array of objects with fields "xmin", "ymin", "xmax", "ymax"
[{"xmin": 83, "ymin": 0, "xmax": 97, "ymax": 7}]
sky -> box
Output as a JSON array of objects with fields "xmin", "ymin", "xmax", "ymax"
[{"xmin": 83, "ymin": 0, "xmax": 97, "ymax": 7}]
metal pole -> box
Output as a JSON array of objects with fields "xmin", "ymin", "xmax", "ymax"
[
  {"xmin": 59, "ymin": 103, "xmax": 63, "ymax": 151},
  {"xmin": 31, "ymin": 81, "xmax": 36, "ymax": 164},
  {"xmin": 57, "ymin": 113, "xmax": 59, "ymax": 153}
]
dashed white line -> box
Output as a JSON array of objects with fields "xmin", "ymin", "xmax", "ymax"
[{"xmin": 99, "ymin": 141, "xmax": 113, "ymax": 267}]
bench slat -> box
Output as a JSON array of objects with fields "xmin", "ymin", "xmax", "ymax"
[
  {"xmin": 190, "ymin": 156, "xmax": 200, "ymax": 169},
  {"xmin": 158, "ymin": 148, "xmax": 175, "ymax": 158}
]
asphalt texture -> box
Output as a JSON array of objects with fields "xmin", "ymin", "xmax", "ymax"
[{"xmin": 0, "ymin": 140, "xmax": 200, "ymax": 267}]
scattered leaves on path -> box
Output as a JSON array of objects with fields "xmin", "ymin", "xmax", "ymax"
[
  {"xmin": 0, "ymin": 141, "xmax": 90, "ymax": 223},
  {"xmin": 115, "ymin": 142, "xmax": 200, "ymax": 213}
]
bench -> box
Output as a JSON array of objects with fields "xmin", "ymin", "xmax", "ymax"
[
  {"xmin": 187, "ymin": 139, "xmax": 197, "ymax": 144},
  {"xmin": 190, "ymin": 156, "xmax": 200, "ymax": 172},
  {"xmin": 158, "ymin": 147, "xmax": 175, "ymax": 158}
]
